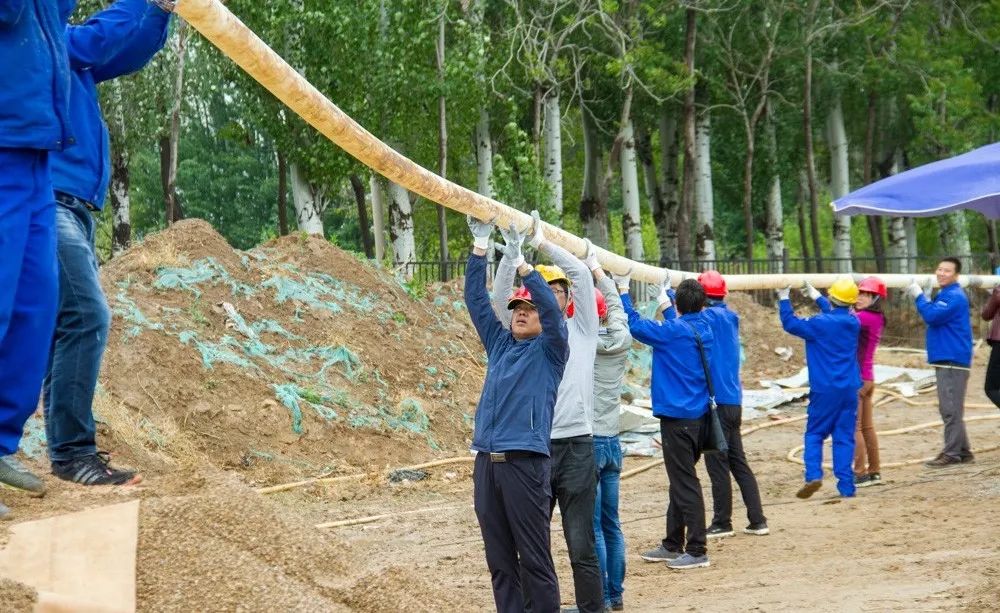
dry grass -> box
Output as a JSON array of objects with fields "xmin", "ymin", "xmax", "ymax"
[{"xmin": 95, "ymin": 393, "xmax": 203, "ymax": 472}]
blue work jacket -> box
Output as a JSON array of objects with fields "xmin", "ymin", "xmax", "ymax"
[
  {"xmin": 915, "ymin": 283, "xmax": 973, "ymax": 367},
  {"xmin": 779, "ymin": 299, "xmax": 861, "ymax": 393},
  {"xmin": 51, "ymin": 0, "xmax": 171, "ymax": 206},
  {"xmin": 465, "ymin": 253, "xmax": 569, "ymax": 456},
  {"xmin": 0, "ymin": 0, "xmax": 78, "ymax": 151},
  {"xmin": 623, "ymin": 293, "xmax": 713, "ymax": 420}
]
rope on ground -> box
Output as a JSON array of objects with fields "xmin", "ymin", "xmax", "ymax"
[
  {"xmin": 315, "ymin": 504, "xmax": 464, "ymax": 529},
  {"xmin": 875, "ymin": 386, "xmax": 994, "ymax": 409},
  {"xmin": 257, "ymin": 456, "xmax": 474, "ymax": 494},
  {"xmin": 785, "ymin": 414, "xmax": 1000, "ymax": 468}
]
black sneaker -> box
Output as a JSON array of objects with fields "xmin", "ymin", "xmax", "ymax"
[
  {"xmin": 706, "ymin": 524, "xmax": 735, "ymax": 539},
  {"xmin": 610, "ymin": 600, "xmax": 624, "ymax": 611},
  {"xmin": 924, "ymin": 454, "xmax": 961, "ymax": 469},
  {"xmin": 51, "ymin": 452, "xmax": 141, "ymax": 486},
  {"xmin": 744, "ymin": 522, "xmax": 769, "ymax": 535},
  {"xmin": 857, "ymin": 473, "xmax": 882, "ymax": 488},
  {"xmin": 0, "ymin": 455, "xmax": 46, "ymax": 497},
  {"xmin": 960, "ymin": 454, "xmax": 975, "ymax": 464}
]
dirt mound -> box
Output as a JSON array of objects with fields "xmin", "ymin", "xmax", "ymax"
[
  {"xmin": 136, "ymin": 474, "xmax": 447, "ymax": 612},
  {"xmin": 94, "ymin": 220, "xmax": 484, "ymax": 485},
  {"xmin": 0, "ymin": 578, "xmax": 36, "ymax": 613},
  {"xmin": 726, "ymin": 292, "xmax": 806, "ymax": 381}
]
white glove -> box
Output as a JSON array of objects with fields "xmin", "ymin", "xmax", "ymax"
[
  {"xmin": 466, "ymin": 215, "xmax": 494, "ymax": 250},
  {"xmin": 921, "ymin": 276, "xmax": 934, "ymax": 295},
  {"xmin": 777, "ymin": 286, "xmax": 791, "ymax": 301},
  {"xmin": 612, "ymin": 269, "xmax": 632, "ymax": 292},
  {"xmin": 498, "ymin": 223, "xmax": 525, "ymax": 268},
  {"xmin": 528, "ymin": 210, "xmax": 546, "ymax": 249},
  {"xmin": 582, "ymin": 239, "xmax": 601, "ymax": 272},
  {"xmin": 906, "ymin": 278, "xmax": 923, "ymax": 300},
  {"xmin": 656, "ymin": 270, "xmax": 672, "ymax": 308},
  {"xmin": 802, "ymin": 280, "xmax": 821, "ymax": 301}
]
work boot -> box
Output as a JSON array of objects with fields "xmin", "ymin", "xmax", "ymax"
[
  {"xmin": 924, "ymin": 454, "xmax": 961, "ymax": 469},
  {"xmin": 640, "ymin": 544, "xmax": 682, "ymax": 562},
  {"xmin": 51, "ymin": 452, "xmax": 141, "ymax": 486},
  {"xmin": 796, "ymin": 479, "xmax": 822, "ymax": 499},
  {"xmin": 706, "ymin": 524, "xmax": 734, "ymax": 539},
  {"xmin": 0, "ymin": 455, "xmax": 46, "ymax": 497},
  {"xmin": 666, "ymin": 553, "xmax": 710, "ymax": 570}
]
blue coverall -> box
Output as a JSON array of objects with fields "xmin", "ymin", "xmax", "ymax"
[{"xmin": 780, "ymin": 299, "xmax": 861, "ymax": 497}]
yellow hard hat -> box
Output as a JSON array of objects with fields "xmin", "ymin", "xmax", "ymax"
[
  {"xmin": 534, "ymin": 264, "xmax": 571, "ymax": 287},
  {"xmin": 828, "ymin": 276, "xmax": 859, "ymax": 305}
]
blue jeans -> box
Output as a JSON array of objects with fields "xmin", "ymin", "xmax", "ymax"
[
  {"xmin": 42, "ymin": 193, "xmax": 111, "ymax": 462},
  {"xmin": 0, "ymin": 149, "xmax": 59, "ymax": 456},
  {"xmin": 593, "ymin": 436, "xmax": 625, "ymax": 606}
]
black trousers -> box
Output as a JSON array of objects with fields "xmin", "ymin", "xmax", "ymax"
[
  {"xmin": 548, "ymin": 436, "xmax": 604, "ymax": 613},
  {"xmin": 474, "ymin": 452, "xmax": 560, "ymax": 613},
  {"xmin": 704, "ymin": 404, "xmax": 766, "ymax": 527},
  {"xmin": 659, "ymin": 416, "xmax": 708, "ymax": 556},
  {"xmin": 986, "ymin": 340, "xmax": 1000, "ymax": 410}
]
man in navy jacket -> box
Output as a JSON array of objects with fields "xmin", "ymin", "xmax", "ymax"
[
  {"xmin": 907, "ymin": 257, "xmax": 974, "ymax": 467},
  {"xmin": 465, "ymin": 216, "xmax": 568, "ymax": 613},
  {"xmin": 0, "ymin": 0, "xmax": 79, "ymax": 517},
  {"xmin": 43, "ymin": 0, "xmax": 172, "ymax": 487},
  {"xmin": 623, "ymin": 277, "xmax": 714, "ymax": 571}
]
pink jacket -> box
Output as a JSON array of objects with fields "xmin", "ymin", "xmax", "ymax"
[{"xmin": 856, "ymin": 309, "xmax": 885, "ymax": 381}]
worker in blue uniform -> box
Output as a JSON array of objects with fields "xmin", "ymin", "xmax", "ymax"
[
  {"xmin": 44, "ymin": 0, "xmax": 173, "ymax": 487},
  {"xmin": 778, "ymin": 277, "xmax": 861, "ymax": 499},
  {"xmin": 0, "ymin": 0, "xmax": 80, "ymax": 516}
]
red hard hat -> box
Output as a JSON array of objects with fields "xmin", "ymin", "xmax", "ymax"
[
  {"xmin": 595, "ymin": 291, "xmax": 607, "ymax": 319},
  {"xmin": 507, "ymin": 286, "xmax": 535, "ymax": 309},
  {"xmin": 697, "ymin": 270, "xmax": 727, "ymax": 298},
  {"xmin": 858, "ymin": 276, "xmax": 887, "ymax": 299}
]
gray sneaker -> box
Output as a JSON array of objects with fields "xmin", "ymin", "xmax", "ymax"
[
  {"xmin": 640, "ymin": 545, "xmax": 682, "ymax": 562},
  {"xmin": 666, "ymin": 553, "xmax": 710, "ymax": 570},
  {"xmin": 0, "ymin": 499, "xmax": 9, "ymax": 520},
  {"xmin": 0, "ymin": 455, "xmax": 46, "ymax": 497}
]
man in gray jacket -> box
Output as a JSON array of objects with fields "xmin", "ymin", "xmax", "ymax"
[
  {"xmin": 491, "ymin": 211, "xmax": 603, "ymax": 613},
  {"xmin": 585, "ymin": 241, "xmax": 631, "ymax": 611}
]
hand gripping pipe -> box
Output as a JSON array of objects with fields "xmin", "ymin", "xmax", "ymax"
[{"xmin": 173, "ymin": 0, "xmax": 1000, "ymax": 291}]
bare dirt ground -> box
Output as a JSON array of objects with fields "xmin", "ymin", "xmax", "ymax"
[{"xmin": 1, "ymin": 222, "xmax": 998, "ymax": 611}]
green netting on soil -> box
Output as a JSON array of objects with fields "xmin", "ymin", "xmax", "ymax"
[
  {"xmin": 113, "ymin": 290, "xmax": 164, "ymax": 338},
  {"xmin": 262, "ymin": 271, "xmax": 382, "ymax": 316},
  {"xmin": 154, "ymin": 257, "xmax": 255, "ymax": 298}
]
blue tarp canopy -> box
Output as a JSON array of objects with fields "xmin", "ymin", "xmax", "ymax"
[{"xmin": 833, "ymin": 142, "xmax": 1000, "ymax": 219}]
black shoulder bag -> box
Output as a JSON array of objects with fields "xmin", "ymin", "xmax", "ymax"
[{"xmin": 680, "ymin": 319, "xmax": 728, "ymax": 455}]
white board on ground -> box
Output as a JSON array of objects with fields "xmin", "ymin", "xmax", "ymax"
[{"xmin": 0, "ymin": 500, "xmax": 139, "ymax": 613}]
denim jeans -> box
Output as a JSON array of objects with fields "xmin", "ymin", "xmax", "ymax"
[
  {"xmin": 0, "ymin": 149, "xmax": 59, "ymax": 456},
  {"xmin": 593, "ymin": 436, "xmax": 625, "ymax": 607},
  {"xmin": 42, "ymin": 193, "xmax": 111, "ymax": 462}
]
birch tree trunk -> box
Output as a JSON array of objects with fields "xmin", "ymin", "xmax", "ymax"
[
  {"xmin": 636, "ymin": 124, "xmax": 665, "ymax": 265},
  {"xmin": 387, "ymin": 180, "xmax": 416, "ymax": 275},
  {"xmin": 370, "ymin": 175, "xmax": 386, "ymax": 265},
  {"xmin": 580, "ymin": 105, "xmax": 609, "ymax": 247},
  {"xmin": 803, "ymin": 45, "xmax": 823, "ymax": 271},
  {"xmin": 827, "ymin": 95, "xmax": 852, "ymax": 272},
  {"xmin": 620, "ymin": 120, "xmax": 643, "ymax": 261},
  {"xmin": 764, "ymin": 102, "xmax": 783, "ymax": 269},
  {"xmin": 163, "ymin": 20, "xmax": 190, "ymax": 225},
  {"xmin": 905, "ymin": 218, "xmax": 918, "ymax": 274},
  {"xmin": 435, "ymin": 10, "xmax": 449, "ymax": 281},
  {"xmin": 797, "ymin": 169, "xmax": 812, "ymax": 271},
  {"xmin": 543, "ymin": 91, "xmax": 563, "ymax": 218},
  {"xmin": 939, "ymin": 212, "xmax": 972, "ymax": 271},
  {"xmin": 693, "ymin": 110, "xmax": 715, "ymax": 262},
  {"xmin": 475, "ymin": 108, "xmax": 493, "ymax": 199},
  {"xmin": 289, "ymin": 163, "xmax": 325, "ymax": 235},
  {"xmin": 108, "ymin": 81, "xmax": 131, "ymax": 257},
  {"xmin": 658, "ymin": 111, "xmax": 680, "ymax": 265},
  {"xmin": 887, "ymin": 217, "xmax": 907, "ymax": 274}
]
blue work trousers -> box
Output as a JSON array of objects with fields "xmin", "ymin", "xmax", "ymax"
[
  {"xmin": 593, "ymin": 435, "xmax": 625, "ymax": 608},
  {"xmin": 43, "ymin": 193, "xmax": 111, "ymax": 462},
  {"xmin": 0, "ymin": 149, "xmax": 59, "ymax": 456},
  {"xmin": 804, "ymin": 389, "xmax": 858, "ymax": 497}
]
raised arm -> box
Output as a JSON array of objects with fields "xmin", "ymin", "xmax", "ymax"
[
  {"xmin": 595, "ymin": 275, "xmax": 632, "ymax": 354},
  {"xmin": 531, "ymin": 211, "xmax": 597, "ymax": 335},
  {"xmin": 64, "ymin": 0, "xmax": 148, "ymax": 72},
  {"xmin": 92, "ymin": 1, "xmax": 172, "ymax": 83},
  {"xmin": 464, "ymin": 218, "xmax": 503, "ymax": 352},
  {"xmin": 914, "ymin": 291, "xmax": 965, "ymax": 325},
  {"xmin": 779, "ymin": 295, "xmax": 816, "ymax": 341}
]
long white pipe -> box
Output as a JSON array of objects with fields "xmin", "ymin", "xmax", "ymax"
[{"xmin": 173, "ymin": 0, "xmax": 1000, "ymax": 291}]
